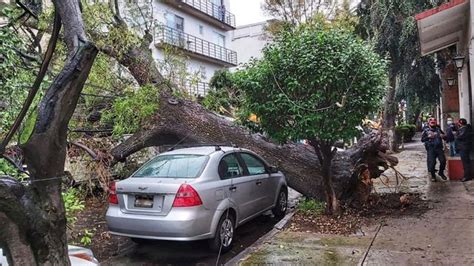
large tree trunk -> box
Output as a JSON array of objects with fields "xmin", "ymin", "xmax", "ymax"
[
  {"xmin": 110, "ymin": 92, "xmax": 397, "ymax": 202},
  {"xmin": 383, "ymin": 74, "xmax": 398, "ymax": 152},
  {"xmin": 0, "ymin": 1, "xmax": 97, "ymax": 264}
]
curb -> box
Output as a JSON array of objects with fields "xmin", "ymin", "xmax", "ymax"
[{"xmin": 224, "ymin": 211, "xmax": 296, "ymax": 266}]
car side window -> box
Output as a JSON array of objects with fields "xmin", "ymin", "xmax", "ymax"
[
  {"xmin": 240, "ymin": 153, "xmax": 266, "ymax": 175},
  {"xmin": 218, "ymin": 154, "xmax": 243, "ymax": 180}
]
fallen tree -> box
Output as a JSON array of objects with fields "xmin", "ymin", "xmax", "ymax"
[
  {"xmin": 83, "ymin": 3, "xmax": 399, "ymax": 204},
  {"xmin": 110, "ymin": 91, "xmax": 398, "ymax": 203}
]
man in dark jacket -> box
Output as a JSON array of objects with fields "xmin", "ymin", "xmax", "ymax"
[
  {"xmin": 455, "ymin": 118, "xmax": 472, "ymax": 182},
  {"xmin": 421, "ymin": 118, "xmax": 447, "ymax": 181}
]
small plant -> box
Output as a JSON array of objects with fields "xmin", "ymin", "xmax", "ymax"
[
  {"xmin": 80, "ymin": 229, "xmax": 94, "ymax": 246},
  {"xmin": 62, "ymin": 187, "xmax": 85, "ymax": 225},
  {"xmin": 298, "ymin": 198, "xmax": 326, "ymax": 215}
]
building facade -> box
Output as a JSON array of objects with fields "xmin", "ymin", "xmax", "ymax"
[
  {"xmin": 153, "ymin": 0, "xmax": 237, "ymax": 96},
  {"xmin": 416, "ymin": 0, "xmax": 473, "ymax": 128},
  {"xmin": 230, "ymin": 20, "xmax": 274, "ymax": 67}
]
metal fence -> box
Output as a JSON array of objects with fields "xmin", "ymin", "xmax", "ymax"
[
  {"xmin": 178, "ymin": 0, "xmax": 236, "ymax": 28},
  {"xmin": 155, "ymin": 25, "xmax": 238, "ymax": 65},
  {"xmin": 186, "ymin": 80, "xmax": 209, "ymax": 96}
]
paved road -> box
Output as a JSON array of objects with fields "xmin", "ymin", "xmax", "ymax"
[{"xmin": 103, "ymin": 188, "xmax": 301, "ymax": 265}]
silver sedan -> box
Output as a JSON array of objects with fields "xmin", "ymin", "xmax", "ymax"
[{"xmin": 106, "ymin": 146, "xmax": 288, "ymax": 252}]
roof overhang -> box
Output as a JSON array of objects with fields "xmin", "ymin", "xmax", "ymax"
[{"xmin": 415, "ymin": 0, "xmax": 469, "ymax": 56}]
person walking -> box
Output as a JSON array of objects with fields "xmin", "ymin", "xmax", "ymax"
[
  {"xmin": 421, "ymin": 118, "xmax": 448, "ymax": 181},
  {"xmin": 446, "ymin": 118, "xmax": 458, "ymax": 156},
  {"xmin": 455, "ymin": 118, "xmax": 472, "ymax": 182}
]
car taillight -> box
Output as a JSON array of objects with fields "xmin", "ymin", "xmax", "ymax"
[
  {"xmin": 70, "ymin": 252, "xmax": 99, "ymax": 264},
  {"xmin": 172, "ymin": 184, "xmax": 202, "ymax": 207},
  {"xmin": 108, "ymin": 181, "xmax": 118, "ymax": 205}
]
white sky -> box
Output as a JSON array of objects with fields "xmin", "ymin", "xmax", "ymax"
[
  {"xmin": 230, "ymin": 0, "xmax": 272, "ymax": 26},
  {"xmin": 230, "ymin": 0, "xmax": 362, "ymax": 27}
]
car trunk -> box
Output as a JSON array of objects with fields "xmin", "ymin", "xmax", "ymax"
[{"xmin": 116, "ymin": 178, "xmax": 194, "ymax": 216}]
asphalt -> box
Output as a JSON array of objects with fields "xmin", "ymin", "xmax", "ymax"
[{"xmin": 235, "ymin": 136, "xmax": 474, "ymax": 265}]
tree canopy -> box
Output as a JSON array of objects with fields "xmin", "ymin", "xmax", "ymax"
[{"xmin": 234, "ymin": 23, "xmax": 387, "ymax": 144}]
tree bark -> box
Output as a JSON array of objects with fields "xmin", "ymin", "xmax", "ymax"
[
  {"xmin": 383, "ymin": 74, "xmax": 398, "ymax": 152},
  {"xmin": 0, "ymin": 0, "xmax": 97, "ymax": 264},
  {"xmin": 309, "ymin": 140, "xmax": 340, "ymax": 215}
]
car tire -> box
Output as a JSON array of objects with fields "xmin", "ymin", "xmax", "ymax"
[
  {"xmin": 209, "ymin": 211, "xmax": 235, "ymax": 253},
  {"xmin": 272, "ymin": 188, "xmax": 288, "ymax": 218}
]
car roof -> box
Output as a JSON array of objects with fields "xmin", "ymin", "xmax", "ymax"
[{"xmin": 162, "ymin": 146, "xmax": 251, "ymax": 156}]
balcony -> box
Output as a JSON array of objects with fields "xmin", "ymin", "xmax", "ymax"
[
  {"xmin": 163, "ymin": 0, "xmax": 236, "ymax": 30},
  {"xmin": 154, "ymin": 25, "xmax": 238, "ymax": 66},
  {"xmin": 186, "ymin": 80, "xmax": 209, "ymax": 97}
]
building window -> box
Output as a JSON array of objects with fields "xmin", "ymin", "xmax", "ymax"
[
  {"xmin": 199, "ymin": 25, "xmax": 204, "ymax": 35},
  {"xmin": 165, "ymin": 13, "xmax": 184, "ymax": 31},
  {"xmin": 199, "ymin": 66, "xmax": 206, "ymax": 80},
  {"xmin": 214, "ymin": 32, "xmax": 225, "ymax": 47}
]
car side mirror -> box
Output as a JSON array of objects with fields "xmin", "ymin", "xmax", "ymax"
[{"xmin": 267, "ymin": 166, "xmax": 278, "ymax": 174}]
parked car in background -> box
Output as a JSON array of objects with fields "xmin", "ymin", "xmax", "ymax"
[
  {"xmin": 0, "ymin": 245, "xmax": 99, "ymax": 265},
  {"xmin": 106, "ymin": 146, "xmax": 288, "ymax": 252}
]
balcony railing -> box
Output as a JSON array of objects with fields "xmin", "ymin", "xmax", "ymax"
[
  {"xmin": 175, "ymin": 0, "xmax": 236, "ymax": 28},
  {"xmin": 186, "ymin": 80, "xmax": 209, "ymax": 96},
  {"xmin": 155, "ymin": 25, "xmax": 238, "ymax": 66}
]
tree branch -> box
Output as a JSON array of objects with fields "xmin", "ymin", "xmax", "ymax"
[{"xmin": 69, "ymin": 141, "xmax": 97, "ymax": 160}]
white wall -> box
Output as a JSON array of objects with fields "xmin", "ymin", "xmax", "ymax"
[{"xmin": 231, "ymin": 21, "xmax": 271, "ymax": 66}]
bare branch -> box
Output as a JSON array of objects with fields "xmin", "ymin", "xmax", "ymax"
[{"xmin": 69, "ymin": 141, "xmax": 97, "ymax": 160}]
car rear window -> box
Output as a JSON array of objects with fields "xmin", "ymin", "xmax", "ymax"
[{"xmin": 132, "ymin": 154, "xmax": 207, "ymax": 178}]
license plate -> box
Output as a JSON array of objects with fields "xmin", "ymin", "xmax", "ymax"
[{"xmin": 134, "ymin": 195, "xmax": 154, "ymax": 208}]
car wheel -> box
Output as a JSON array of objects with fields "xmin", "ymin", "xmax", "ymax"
[
  {"xmin": 209, "ymin": 211, "xmax": 235, "ymax": 253},
  {"xmin": 272, "ymin": 188, "xmax": 288, "ymax": 218}
]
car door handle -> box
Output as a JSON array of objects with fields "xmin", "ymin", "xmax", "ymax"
[
  {"xmin": 229, "ymin": 186, "xmax": 237, "ymax": 192},
  {"xmin": 256, "ymin": 181, "xmax": 262, "ymax": 186}
]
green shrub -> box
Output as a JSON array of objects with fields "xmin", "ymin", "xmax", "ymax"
[
  {"xmin": 395, "ymin": 124, "xmax": 416, "ymax": 143},
  {"xmin": 62, "ymin": 188, "xmax": 85, "ymax": 225},
  {"xmin": 297, "ymin": 198, "xmax": 326, "ymax": 215}
]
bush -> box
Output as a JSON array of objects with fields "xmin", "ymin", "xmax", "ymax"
[{"xmin": 395, "ymin": 124, "xmax": 416, "ymax": 143}]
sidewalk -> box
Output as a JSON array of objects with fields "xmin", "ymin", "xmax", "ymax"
[{"xmin": 235, "ymin": 136, "xmax": 474, "ymax": 265}]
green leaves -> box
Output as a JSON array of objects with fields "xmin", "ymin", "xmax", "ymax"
[
  {"xmin": 234, "ymin": 24, "xmax": 387, "ymax": 144},
  {"xmin": 103, "ymin": 84, "xmax": 160, "ymax": 137}
]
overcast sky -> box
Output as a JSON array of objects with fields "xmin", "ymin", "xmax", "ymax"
[
  {"xmin": 230, "ymin": 0, "xmax": 362, "ymax": 27},
  {"xmin": 230, "ymin": 0, "xmax": 271, "ymax": 26}
]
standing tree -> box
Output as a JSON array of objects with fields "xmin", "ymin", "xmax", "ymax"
[
  {"xmin": 357, "ymin": 0, "xmax": 441, "ymax": 150},
  {"xmin": 0, "ymin": 0, "xmax": 97, "ymax": 264},
  {"xmin": 233, "ymin": 23, "xmax": 387, "ymax": 214}
]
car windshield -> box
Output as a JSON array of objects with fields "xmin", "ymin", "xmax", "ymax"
[{"xmin": 132, "ymin": 154, "xmax": 207, "ymax": 178}]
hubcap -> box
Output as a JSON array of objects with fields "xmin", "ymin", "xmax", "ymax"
[
  {"xmin": 279, "ymin": 192, "xmax": 287, "ymax": 212},
  {"xmin": 220, "ymin": 218, "xmax": 234, "ymax": 248}
]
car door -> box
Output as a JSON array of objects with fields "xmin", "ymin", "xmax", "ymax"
[
  {"xmin": 218, "ymin": 153, "xmax": 256, "ymax": 222},
  {"xmin": 238, "ymin": 152, "xmax": 273, "ymax": 212}
]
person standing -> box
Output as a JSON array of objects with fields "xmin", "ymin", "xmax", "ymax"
[
  {"xmin": 446, "ymin": 118, "xmax": 458, "ymax": 156},
  {"xmin": 455, "ymin": 118, "xmax": 472, "ymax": 182},
  {"xmin": 421, "ymin": 118, "xmax": 448, "ymax": 181}
]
